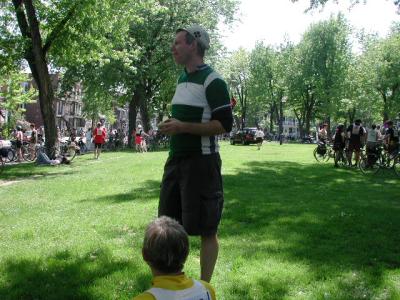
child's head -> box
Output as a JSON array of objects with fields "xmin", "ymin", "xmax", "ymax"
[{"xmin": 142, "ymin": 216, "xmax": 189, "ymax": 274}]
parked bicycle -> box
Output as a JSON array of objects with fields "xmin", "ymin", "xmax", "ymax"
[
  {"xmin": 359, "ymin": 144, "xmax": 400, "ymax": 176},
  {"xmin": 313, "ymin": 142, "xmax": 334, "ymax": 162},
  {"xmin": 334, "ymin": 148, "xmax": 348, "ymax": 167}
]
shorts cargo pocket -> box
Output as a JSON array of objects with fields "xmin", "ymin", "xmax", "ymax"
[{"xmin": 200, "ymin": 191, "xmax": 223, "ymax": 233}]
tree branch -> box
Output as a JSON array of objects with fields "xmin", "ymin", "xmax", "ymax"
[
  {"xmin": 43, "ymin": 1, "xmax": 81, "ymax": 53},
  {"xmin": 12, "ymin": 0, "xmax": 30, "ymax": 38}
]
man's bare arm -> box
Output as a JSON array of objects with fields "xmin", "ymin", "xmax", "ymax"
[{"xmin": 158, "ymin": 118, "xmax": 226, "ymax": 136}]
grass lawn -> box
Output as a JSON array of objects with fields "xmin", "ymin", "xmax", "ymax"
[{"xmin": 0, "ymin": 142, "xmax": 399, "ymax": 300}]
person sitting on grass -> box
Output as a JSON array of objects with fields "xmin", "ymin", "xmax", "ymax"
[{"xmin": 134, "ymin": 216, "xmax": 216, "ymax": 300}]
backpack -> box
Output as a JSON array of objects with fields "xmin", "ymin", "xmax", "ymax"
[{"xmin": 317, "ymin": 143, "xmax": 327, "ymax": 155}]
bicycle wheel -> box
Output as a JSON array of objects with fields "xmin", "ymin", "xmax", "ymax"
[
  {"xmin": 313, "ymin": 147, "xmax": 327, "ymax": 162},
  {"xmin": 5, "ymin": 149, "xmax": 15, "ymax": 163},
  {"xmin": 359, "ymin": 154, "xmax": 379, "ymax": 175},
  {"xmin": 324, "ymin": 148, "xmax": 334, "ymax": 162},
  {"xmin": 65, "ymin": 147, "xmax": 77, "ymax": 162},
  {"xmin": 22, "ymin": 146, "xmax": 32, "ymax": 161}
]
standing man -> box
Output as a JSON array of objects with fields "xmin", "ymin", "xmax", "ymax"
[
  {"xmin": 92, "ymin": 122, "xmax": 106, "ymax": 159},
  {"xmin": 29, "ymin": 123, "xmax": 37, "ymax": 160},
  {"xmin": 318, "ymin": 124, "xmax": 328, "ymax": 144},
  {"xmin": 15, "ymin": 125, "xmax": 24, "ymax": 162},
  {"xmin": 158, "ymin": 25, "xmax": 233, "ymax": 283},
  {"xmin": 384, "ymin": 120, "xmax": 399, "ymax": 156},
  {"xmin": 346, "ymin": 119, "xmax": 364, "ymax": 166}
]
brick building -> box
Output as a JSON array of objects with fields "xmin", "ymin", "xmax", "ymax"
[{"xmin": 24, "ymin": 74, "xmax": 85, "ymax": 131}]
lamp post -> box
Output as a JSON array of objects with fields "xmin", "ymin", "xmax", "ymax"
[{"xmin": 279, "ymin": 96, "xmax": 287, "ymax": 145}]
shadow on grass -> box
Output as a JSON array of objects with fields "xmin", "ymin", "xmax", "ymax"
[
  {"xmin": 0, "ymin": 162, "xmax": 75, "ymax": 181},
  {"xmin": 220, "ymin": 160, "xmax": 400, "ymax": 298},
  {"xmin": 80, "ymin": 180, "xmax": 160, "ymax": 204},
  {"xmin": 0, "ymin": 248, "xmax": 145, "ymax": 300}
]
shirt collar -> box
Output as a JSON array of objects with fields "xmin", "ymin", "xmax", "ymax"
[{"xmin": 184, "ymin": 64, "xmax": 209, "ymax": 74}]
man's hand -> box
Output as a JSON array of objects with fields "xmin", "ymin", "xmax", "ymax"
[{"xmin": 158, "ymin": 118, "xmax": 184, "ymax": 135}]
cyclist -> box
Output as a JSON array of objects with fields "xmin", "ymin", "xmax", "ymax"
[
  {"xmin": 29, "ymin": 123, "xmax": 37, "ymax": 160},
  {"xmin": 365, "ymin": 124, "xmax": 380, "ymax": 166},
  {"xmin": 376, "ymin": 125, "xmax": 384, "ymax": 141},
  {"xmin": 333, "ymin": 124, "xmax": 345, "ymax": 167},
  {"xmin": 366, "ymin": 124, "xmax": 379, "ymax": 150},
  {"xmin": 318, "ymin": 124, "xmax": 328, "ymax": 144},
  {"xmin": 346, "ymin": 119, "xmax": 365, "ymax": 167},
  {"xmin": 384, "ymin": 120, "xmax": 399, "ymax": 157},
  {"xmin": 15, "ymin": 126, "xmax": 24, "ymax": 162}
]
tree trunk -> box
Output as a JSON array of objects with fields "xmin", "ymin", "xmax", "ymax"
[
  {"xmin": 348, "ymin": 108, "xmax": 356, "ymax": 125},
  {"xmin": 13, "ymin": 0, "xmax": 57, "ymax": 158},
  {"xmin": 140, "ymin": 98, "xmax": 150, "ymax": 132},
  {"xmin": 128, "ymin": 95, "xmax": 138, "ymax": 148},
  {"xmin": 233, "ymin": 115, "xmax": 240, "ymax": 131},
  {"xmin": 381, "ymin": 91, "xmax": 389, "ymax": 122},
  {"xmin": 269, "ymin": 103, "xmax": 274, "ymax": 134}
]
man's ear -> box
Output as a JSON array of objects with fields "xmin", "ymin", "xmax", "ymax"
[{"xmin": 190, "ymin": 40, "xmax": 198, "ymax": 52}]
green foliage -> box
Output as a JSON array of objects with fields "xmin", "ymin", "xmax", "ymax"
[
  {"xmin": 0, "ymin": 70, "xmax": 37, "ymax": 135},
  {"xmin": 291, "ymin": 0, "xmax": 400, "ymax": 12},
  {"xmin": 363, "ymin": 30, "xmax": 400, "ymax": 121},
  {"xmin": 221, "ymin": 48, "xmax": 251, "ymax": 128},
  {"xmin": 62, "ymin": 0, "xmax": 239, "ymax": 128}
]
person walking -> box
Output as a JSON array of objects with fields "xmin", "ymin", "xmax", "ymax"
[
  {"xmin": 15, "ymin": 126, "xmax": 24, "ymax": 162},
  {"xmin": 158, "ymin": 25, "xmax": 233, "ymax": 283},
  {"xmin": 92, "ymin": 122, "xmax": 106, "ymax": 159},
  {"xmin": 255, "ymin": 128, "xmax": 265, "ymax": 150}
]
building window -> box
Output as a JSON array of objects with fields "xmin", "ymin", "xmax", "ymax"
[{"xmin": 57, "ymin": 101, "xmax": 64, "ymax": 115}]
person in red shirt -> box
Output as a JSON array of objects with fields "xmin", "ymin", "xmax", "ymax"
[{"xmin": 92, "ymin": 122, "xmax": 106, "ymax": 159}]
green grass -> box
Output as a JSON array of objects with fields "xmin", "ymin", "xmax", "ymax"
[{"xmin": 0, "ymin": 143, "xmax": 399, "ymax": 300}]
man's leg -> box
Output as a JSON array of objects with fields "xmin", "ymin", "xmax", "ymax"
[
  {"xmin": 355, "ymin": 149, "xmax": 360, "ymax": 165},
  {"xmin": 347, "ymin": 148, "xmax": 353, "ymax": 166},
  {"xmin": 97, "ymin": 145, "xmax": 102, "ymax": 158},
  {"xmin": 200, "ymin": 234, "xmax": 219, "ymax": 282}
]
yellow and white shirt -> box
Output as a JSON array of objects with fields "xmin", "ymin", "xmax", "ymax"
[{"xmin": 133, "ymin": 274, "xmax": 216, "ymax": 300}]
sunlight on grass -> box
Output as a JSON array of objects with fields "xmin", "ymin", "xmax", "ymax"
[{"xmin": 0, "ymin": 143, "xmax": 399, "ymax": 299}]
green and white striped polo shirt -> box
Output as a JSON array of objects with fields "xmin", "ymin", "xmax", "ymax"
[{"xmin": 170, "ymin": 65, "xmax": 231, "ymax": 157}]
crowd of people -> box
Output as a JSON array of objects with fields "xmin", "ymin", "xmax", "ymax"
[
  {"xmin": 0, "ymin": 121, "xmax": 162, "ymax": 162},
  {"xmin": 318, "ymin": 120, "xmax": 399, "ymax": 168}
]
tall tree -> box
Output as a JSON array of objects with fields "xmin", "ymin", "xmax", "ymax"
[
  {"xmin": 247, "ymin": 43, "xmax": 278, "ymax": 132},
  {"xmin": 2, "ymin": 0, "xmax": 123, "ymax": 157},
  {"xmin": 363, "ymin": 29, "xmax": 400, "ymax": 122},
  {"xmin": 300, "ymin": 15, "xmax": 351, "ymax": 130},
  {"xmin": 291, "ymin": 0, "xmax": 400, "ymax": 12},
  {"xmin": 66, "ymin": 0, "xmax": 238, "ymax": 146},
  {"xmin": 223, "ymin": 48, "xmax": 250, "ymax": 129}
]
